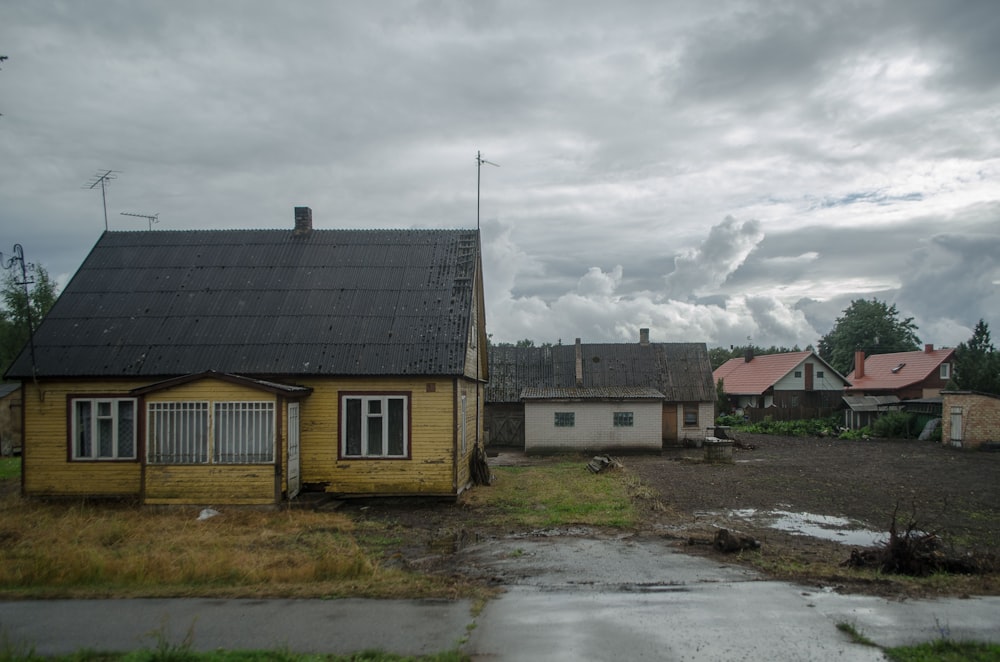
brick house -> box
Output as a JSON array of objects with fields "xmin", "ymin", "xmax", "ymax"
[{"xmin": 941, "ymin": 391, "xmax": 1000, "ymax": 450}]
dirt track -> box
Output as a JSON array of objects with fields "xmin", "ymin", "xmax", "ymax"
[{"xmin": 348, "ymin": 434, "xmax": 1000, "ymax": 597}]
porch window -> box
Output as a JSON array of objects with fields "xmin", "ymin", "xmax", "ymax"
[
  {"xmin": 215, "ymin": 402, "xmax": 275, "ymax": 463},
  {"xmin": 613, "ymin": 411, "xmax": 634, "ymax": 427},
  {"xmin": 71, "ymin": 398, "xmax": 137, "ymax": 460},
  {"xmin": 148, "ymin": 402, "xmax": 209, "ymax": 463},
  {"xmin": 341, "ymin": 394, "xmax": 409, "ymax": 458},
  {"xmin": 683, "ymin": 404, "xmax": 699, "ymax": 427},
  {"xmin": 554, "ymin": 412, "xmax": 575, "ymax": 427},
  {"xmin": 147, "ymin": 401, "xmax": 274, "ymax": 464}
]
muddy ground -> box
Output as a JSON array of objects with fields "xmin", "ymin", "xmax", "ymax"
[{"xmin": 345, "ymin": 434, "xmax": 1000, "ymax": 598}]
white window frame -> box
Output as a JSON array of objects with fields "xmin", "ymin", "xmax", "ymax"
[
  {"xmin": 683, "ymin": 403, "xmax": 699, "ymax": 427},
  {"xmin": 341, "ymin": 394, "xmax": 410, "ymax": 459},
  {"xmin": 940, "ymin": 363, "xmax": 951, "ymax": 380},
  {"xmin": 71, "ymin": 397, "xmax": 138, "ymax": 460},
  {"xmin": 147, "ymin": 400, "xmax": 274, "ymax": 465}
]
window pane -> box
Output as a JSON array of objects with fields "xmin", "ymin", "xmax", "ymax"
[
  {"xmin": 117, "ymin": 401, "xmax": 135, "ymax": 457},
  {"xmin": 613, "ymin": 412, "xmax": 633, "ymax": 427},
  {"xmin": 555, "ymin": 412, "xmax": 574, "ymax": 427},
  {"xmin": 215, "ymin": 402, "xmax": 273, "ymax": 463},
  {"xmin": 346, "ymin": 398, "xmax": 362, "ymax": 455},
  {"xmin": 75, "ymin": 401, "xmax": 92, "ymax": 458},
  {"xmin": 387, "ymin": 399, "xmax": 404, "ymax": 456},
  {"xmin": 367, "ymin": 412, "xmax": 384, "ymax": 455},
  {"xmin": 98, "ymin": 417, "xmax": 114, "ymax": 457},
  {"xmin": 148, "ymin": 402, "xmax": 208, "ymax": 463}
]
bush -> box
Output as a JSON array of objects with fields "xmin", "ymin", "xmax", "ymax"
[
  {"xmin": 872, "ymin": 411, "xmax": 919, "ymax": 439},
  {"xmin": 714, "ymin": 415, "xmax": 841, "ymax": 437}
]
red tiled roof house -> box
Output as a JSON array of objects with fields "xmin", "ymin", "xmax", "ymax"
[{"xmin": 713, "ymin": 351, "xmax": 849, "ymax": 411}]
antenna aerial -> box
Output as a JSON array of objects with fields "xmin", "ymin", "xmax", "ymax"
[
  {"xmin": 83, "ymin": 170, "xmax": 120, "ymax": 231},
  {"xmin": 121, "ymin": 211, "xmax": 159, "ymax": 230},
  {"xmin": 476, "ymin": 151, "xmax": 499, "ymax": 230}
]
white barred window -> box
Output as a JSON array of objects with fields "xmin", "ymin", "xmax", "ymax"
[
  {"xmin": 215, "ymin": 402, "xmax": 274, "ymax": 463},
  {"xmin": 147, "ymin": 401, "xmax": 274, "ymax": 464}
]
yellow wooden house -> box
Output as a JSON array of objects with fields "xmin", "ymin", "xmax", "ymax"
[{"xmin": 5, "ymin": 208, "xmax": 488, "ymax": 505}]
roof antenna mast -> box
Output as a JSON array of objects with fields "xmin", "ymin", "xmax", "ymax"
[
  {"xmin": 120, "ymin": 211, "xmax": 159, "ymax": 230},
  {"xmin": 84, "ymin": 170, "xmax": 119, "ymax": 231},
  {"xmin": 476, "ymin": 151, "xmax": 499, "ymax": 230}
]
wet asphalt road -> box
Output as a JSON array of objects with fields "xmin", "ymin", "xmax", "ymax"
[{"xmin": 2, "ymin": 536, "xmax": 999, "ymax": 660}]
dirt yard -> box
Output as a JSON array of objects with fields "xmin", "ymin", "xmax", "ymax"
[{"xmin": 348, "ymin": 435, "xmax": 1000, "ymax": 598}]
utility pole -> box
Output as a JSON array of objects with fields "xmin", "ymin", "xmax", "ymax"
[
  {"xmin": 476, "ymin": 151, "xmax": 499, "ymax": 230},
  {"xmin": 84, "ymin": 170, "xmax": 119, "ymax": 231}
]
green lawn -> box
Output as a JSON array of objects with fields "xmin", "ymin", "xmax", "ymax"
[{"xmin": 0, "ymin": 457, "xmax": 19, "ymax": 480}]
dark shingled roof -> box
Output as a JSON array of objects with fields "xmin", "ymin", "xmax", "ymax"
[
  {"xmin": 487, "ymin": 342, "xmax": 714, "ymax": 404},
  {"xmin": 6, "ymin": 228, "xmax": 481, "ymax": 379}
]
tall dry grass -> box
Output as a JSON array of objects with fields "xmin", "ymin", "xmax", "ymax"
[{"xmin": 0, "ymin": 492, "xmax": 453, "ymax": 599}]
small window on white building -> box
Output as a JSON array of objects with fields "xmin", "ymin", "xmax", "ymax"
[
  {"xmin": 794, "ymin": 371, "xmax": 802, "ymax": 378},
  {"xmin": 613, "ymin": 411, "xmax": 634, "ymax": 427},
  {"xmin": 554, "ymin": 412, "xmax": 575, "ymax": 427},
  {"xmin": 816, "ymin": 371, "xmax": 825, "ymax": 379}
]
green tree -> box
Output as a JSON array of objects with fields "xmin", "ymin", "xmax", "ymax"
[
  {"xmin": 1, "ymin": 263, "xmax": 59, "ymax": 377},
  {"xmin": 817, "ymin": 299, "xmax": 920, "ymax": 375},
  {"xmin": 954, "ymin": 319, "xmax": 1000, "ymax": 394}
]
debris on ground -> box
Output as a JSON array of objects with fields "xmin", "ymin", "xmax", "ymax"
[
  {"xmin": 712, "ymin": 528, "xmax": 761, "ymax": 553},
  {"xmin": 841, "ymin": 506, "xmax": 997, "ymax": 576},
  {"xmin": 470, "ymin": 444, "xmax": 494, "ymax": 485},
  {"xmin": 586, "ymin": 455, "xmax": 623, "ymax": 474},
  {"xmin": 197, "ymin": 508, "xmax": 220, "ymax": 521}
]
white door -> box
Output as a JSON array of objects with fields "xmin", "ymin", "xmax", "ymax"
[
  {"xmin": 950, "ymin": 406, "xmax": 963, "ymax": 447},
  {"xmin": 287, "ymin": 403, "xmax": 301, "ymax": 498}
]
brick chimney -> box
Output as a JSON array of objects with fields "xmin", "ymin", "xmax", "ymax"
[
  {"xmin": 575, "ymin": 338, "xmax": 583, "ymax": 387},
  {"xmin": 744, "ymin": 347, "xmax": 754, "ymax": 363},
  {"xmin": 294, "ymin": 207, "xmax": 312, "ymax": 236},
  {"xmin": 639, "ymin": 328, "xmax": 650, "ymax": 346},
  {"xmin": 855, "ymin": 350, "xmax": 865, "ymax": 378},
  {"xmin": 925, "ymin": 343, "xmax": 934, "ymax": 353}
]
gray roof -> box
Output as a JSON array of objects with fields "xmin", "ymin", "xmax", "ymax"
[
  {"xmin": 6, "ymin": 228, "xmax": 480, "ymax": 379},
  {"xmin": 521, "ymin": 386, "xmax": 665, "ymax": 401},
  {"xmin": 487, "ymin": 342, "xmax": 714, "ymax": 404},
  {"xmin": 0, "ymin": 383, "xmax": 21, "ymax": 399},
  {"xmin": 842, "ymin": 395, "xmax": 901, "ymax": 412}
]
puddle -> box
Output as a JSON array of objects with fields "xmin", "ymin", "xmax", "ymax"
[{"xmin": 726, "ymin": 509, "xmax": 888, "ymax": 547}]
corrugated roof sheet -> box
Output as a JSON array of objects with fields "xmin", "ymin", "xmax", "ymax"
[
  {"xmin": 487, "ymin": 342, "xmax": 714, "ymax": 403},
  {"xmin": 6, "ymin": 228, "xmax": 481, "ymax": 378},
  {"xmin": 521, "ymin": 386, "xmax": 665, "ymax": 400}
]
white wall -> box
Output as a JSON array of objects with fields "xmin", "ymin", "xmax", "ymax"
[{"xmin": 525, "ymin": 400, "xmax": 662, "ymax": 453}]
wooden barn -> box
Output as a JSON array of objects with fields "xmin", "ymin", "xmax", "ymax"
[{"xmin": 4, "ymin": 208, "xmax": 488, "ymax": 504}]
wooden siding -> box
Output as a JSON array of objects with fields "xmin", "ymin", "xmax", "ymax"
[
  {"xmin": 462, "ymin": 263, "xmax": 489, "ymax": 383},
  {"xmin": 296, "ymin": 376, "xmax": 468, "ymax": 496},
  {"xmin": 144, "ymin": 464, "xmax": 276, "ymax": 505},
  {"xmin": 142, "ymin": 378, "xmax": 284, "ymax": 505},
  {"xmin": 21, "ymin": 379, "xmax": 143, "ymax": 497}
]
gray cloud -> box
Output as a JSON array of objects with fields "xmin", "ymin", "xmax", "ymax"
[{"xmin": 1, "ymin": 1, "xmax": 997, "ymax": 351}]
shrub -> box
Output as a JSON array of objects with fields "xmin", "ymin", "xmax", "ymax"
[{"xmin": 872, "ymin": 411, "xmax": 918, "ymax": 439}]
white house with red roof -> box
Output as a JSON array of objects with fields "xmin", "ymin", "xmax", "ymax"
[
  {"xmin": 845, "ymin": 345, "xmax": 956, "ymax": 400},
  {"xmin": 713, "ymin": 350, "xmax": 850, "ymax": 411}
]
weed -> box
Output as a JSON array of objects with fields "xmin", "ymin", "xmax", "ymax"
[{"xmin": 836, "ymin": 622, "xmax": 878, "ymax": 647}]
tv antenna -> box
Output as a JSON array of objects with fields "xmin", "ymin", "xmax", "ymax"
[
  {"xmin": 476, "ymin": 150, "xmax": 499, "ymax": 230},
  {"xmin": 84, "ymin": 170, "xmax": 119, "ymax": 231},
  {"xmin": 121, "ymin": 211, "xmax": 159, "ymax": 230},
  {"xmin": 0, "ymin": 243, "xmax": 38, "ymax": 382}
]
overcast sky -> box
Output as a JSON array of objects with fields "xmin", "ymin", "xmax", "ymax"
[{"xmin": 1, "ymin": 1, "xmax": 997, "ymax": 350}]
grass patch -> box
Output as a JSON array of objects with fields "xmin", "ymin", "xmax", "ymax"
[
  {"xmin": 0, "ymin": 492, "xmax": 471, "ymax": 600},
  {"xmin": 836, "ymin": 622, "xmax": 877, "ymax": 647},
  {"xmin": 461, "ymin": 460, "xmax": 637, "ymax": 529},
  {"xmin": 0, "ymin": 458, "xmax": 19, "ymax": 480},
  {"xmin": 884, "ymin": 639, "xmax": 1000, "ymax": 661}
]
